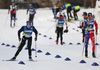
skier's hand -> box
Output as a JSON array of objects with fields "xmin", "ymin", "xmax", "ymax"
[
  {"xmin": 64, "ymin": 29, "xmax": 68, "ymax": 33},
  {"xmin": 96, "ymin": 31, "xmax": 98, "ymax": 35},
  {"xmin": 34, "ymin": 37, "xmax": 37, "ymax": 41},
  {"xmin": 87, "ymin": 21, "xmax": 89, "ymax": 25},
  {"xmin": 78, "ymin": 26, "xmax": 82, "ymax": 28},
  {"xmin": 19, "ymin": 38, "xmax": 21, "ymax": 41}
]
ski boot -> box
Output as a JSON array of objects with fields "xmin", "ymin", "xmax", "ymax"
[
  {"xmin": 56, "ymin": 40, "xmax": 58, "ymax": 44},
  {"xmin": 85, "ymin": 50, "xmax": 88, "ymax": 58},
  {"xmin": 10, "ymin": 56, "xmax": 16, "ymax": 61},
  {"xmin": 92, "ymin": 52, "xmax": 96, "ymax": 58},
  {"xmin": 56, "ymin": 39, "xmax": 58, "ymax": 44},
  {"xmin": 61, "ymin": 41, "xmax": 63, "ymax": 45},
  {"xmin": 14, "ymin": 23, "xmax": 15, "ymax": 27},
  {"xmin": 82, "ymin": 39, "xmax": 84, "ymax": 43},
  {"xmin": 29, "ymin": 56, "xmax": 33, "ymax": 61},
  {"xmin": 10, "ymin": 23, "xmax": 12, "ymax": 27}
]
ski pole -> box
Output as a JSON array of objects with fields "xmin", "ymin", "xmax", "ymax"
[
  {"xmin": 35, "ymin": 41, "xmax": 37, "ymax": 57},
  {"xmin": 81, "ymin": 36, "xmax": 86, "ymax": 58}
]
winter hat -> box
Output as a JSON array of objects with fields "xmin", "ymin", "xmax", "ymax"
[
  {"xmin": 76, "ymin": 5, "xmax": 80, "ymax": 10},
  {"xmin": 59, "ymin": 15, "xmax": 64, "ymax": 19},
  {"xmin": 88, "ymin": 13, "xmax": 92, "ymax": 17},
  {"xmin": 26, "ymin": 21, "xmax": 31, "ymax": 27},
  {"xmin": 83, "ymin": 12, "xmax": 87, "ymax": 16},
  {"xmin": 12, "ymin": 2, "xmax": 15, "ymax": 5}
]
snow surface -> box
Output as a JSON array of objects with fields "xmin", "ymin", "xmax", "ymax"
[{"xmin": 0, "ymin": 8, "xmax": 100, "ymax": 70}]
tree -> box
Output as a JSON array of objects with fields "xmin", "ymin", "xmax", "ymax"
[
  {"xmin": 91, "ymin": 0, "xmax": 93, "ymax": 8},
  {"xmin": 0, "ymin": 0, "xmax": 11, "ymax": 9}
]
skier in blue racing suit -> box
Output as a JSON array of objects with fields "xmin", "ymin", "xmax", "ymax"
[{"xmin": 11, "ymin": 21, "xmax": 38, "ymax": 61}]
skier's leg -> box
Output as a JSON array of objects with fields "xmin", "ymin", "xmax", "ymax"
[
  {"xmin": 29, "ymin": 14, "xmax": 33, "ymax": 25},
  {"xmin": 29, "ymin": 14, "xmax": 31, "ymax": 21},
  {"xmin": 60, "ymin": 28, "xmax": 63, "ymax": 45},
  {"xmin": 10, "ymin": 14, "xmax": 13, "ymax": 27},
  {"xmin": 90, "ymin": 31, "xmax": 96, "ymax": 58},
  {"xmin": 56, "ymin": 27, "xmax": 59, "ymax": 44},
  {"xmin": 14, "ymin": 13, "xmax": 16, "ymax": 26},
  {"xmin": 13, "ymin": 36, "xmax": 26, "ymax": 59},
  {"xmin": 31, "ymin": 14, "xmax": 34, "ymax": 26},
  {"xmin": 27, "ymin": 37, "xmax": 32, "ymax": 59},
  {"xmin": 82, "ymin": 29, "xmax": 85, "ymax": 42},
  {"xmin": 67, "ymin": 12, "xmax": 70, "ymax": 21},
  {"xmin": 85, "ymin": 32, "xmax": 90, "ymax": 57},
  {"xmin": 70, "ymin": 11, "xmax": 73, "ymax": 18}
]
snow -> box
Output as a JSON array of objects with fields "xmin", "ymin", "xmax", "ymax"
[{"xmin": 0, "ymin": 8, "xmax": 100, "ymax": 70}]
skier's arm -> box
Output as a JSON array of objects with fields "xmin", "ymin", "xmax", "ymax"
[
  {"xmin": 64, "ymin": 19, "xmax": 68, "ymax": 33},
  {"xmin": 64, "ymin": 14, "xmax": 67, "ymax": 21},
  {"xmin": 52, "ymin": 8, "xmax": 55, "ymax": 15},
  {"xmin": 55, "ymin": 20, "xmax": 58, "ymax": 28},
  {"xmin": 27, "ymin": 8, "xmax": 29, "ymax": 14},
  {"xmin": 16, "ymin": 5, "xmax": 18, "ymax": 10},
  {"xmin": 94, "ymin": 20, "xmax": 98, "ymax": 35},
  {"xmin": 65, "ymin": 20, "xmax": 68, "ymax": 30},
  {"xmin": 8, "ymin": 6, "xmax": 10, "ymax": 14},
  {"xmin": 78, "ymin": 19, "xmax": 83, "ymax": 28},
  {"xmin": 55, "ymin": 20, "xmax": 58, "ymax": 33},
  {"xmin": 83, "ymin": 21, "xmax": 88, "ymax": 30},
  {"xmin": 34, "ymin": 8, "xmax": 36, "ymax": 14},
  {"xmin": 18, "ymin": 26, "xmax": 24, "ymax": 39},
  {"xmin": 56, "ymin": 12, "xmax": 59, "ymax": 19},
  {"xmin": 33, "ymin": 26, "xmax": 38, "ymax": 39}
]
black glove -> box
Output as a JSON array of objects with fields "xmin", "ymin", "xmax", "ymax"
[
  {"xmin": 19, "ymin": 38, "xmax": 21, "ymax": 41},
  {"xmin": 34, "ymin": 37, "xmax": 37, "ymax": 41},
  {"xmin": 64, "ymin": 29, "xmax": 68, "ymax": 33},
  {"xmin": 79, "ymin": 26, "xmax": 82, "ymax": 28},
  {"xmin": 78, "ymin": 26, "xmax": 82, "ymax": 29}
]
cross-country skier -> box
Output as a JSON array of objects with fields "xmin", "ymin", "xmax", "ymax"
[
  {"xmin": 52, "ymin": 4, "xmax": 60, "ymax": 19},
  {"xmin": 10, "ymin": 21, "xmax": 38, "ymax": 61},
  {"xmin": 78, "ymin": 12, "xmax": 88, "ymax": 43},
  {"xmin": 27, "ymin": 4, "xmax": 36, "ymax": 26},
  {"xmin": 55, "ymin": 15, "xmax": 68, "ymax": 45},
  {"xmin": 8, "ymin": 2, "xmax": 18, "ymax": 27},
  {"xmin": 52, "ymin": 5, "xmax": 56, "ymax": 19},
  {"xmin": 63, "ymin": 3, "xmax": 73, "ymax": 22},
  {"xmin": 72, "ymin": 5, "xmax": 80, "ymax": 20},
  {"xmin": 56, "ymin": 8, "xmax": 67, "ymax": 21},
  {"xmin": 83, "ymin": 13, "xmax": 98, "ymax": 58}
]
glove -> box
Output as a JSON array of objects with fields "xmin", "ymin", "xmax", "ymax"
[
  {"xmin": 64, "ymin": 29, "xmax": 68, "ymax": 33},
  {"xmin": 78, "ymin": 26, "xmax": 82, "ymax": 29},
  {"xmin": 19, "ymin": 38, "xmax": 21, "ymax": 41},
  {"xmin": 96, "ymin": 31, "xmax": 98, "ymax": 35},
  {"xmin": 34, "ymin": 37, "xmax": 37, "ymax": 41}
]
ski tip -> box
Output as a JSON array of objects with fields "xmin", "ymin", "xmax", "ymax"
[{"xmin": 2, "ymin": 59, "xmax": 15, "ymax": 61}]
